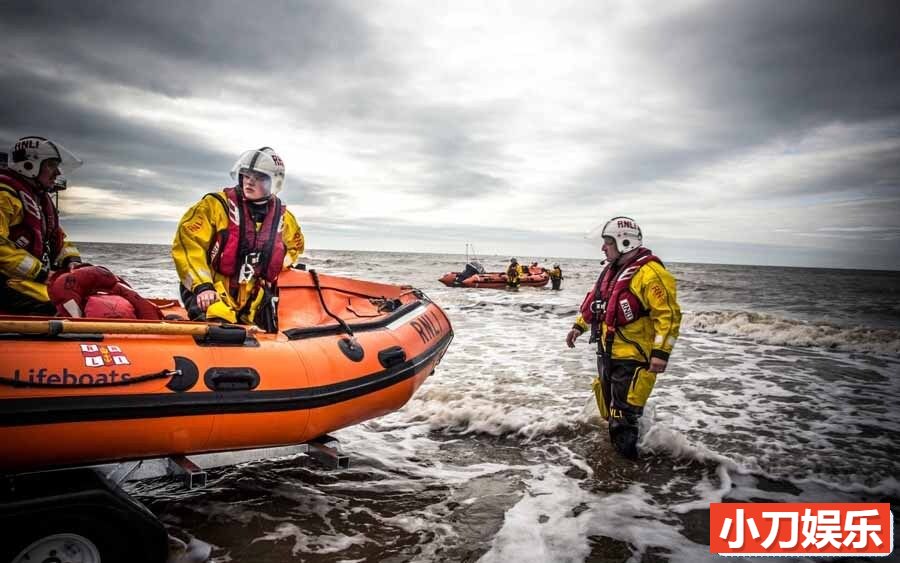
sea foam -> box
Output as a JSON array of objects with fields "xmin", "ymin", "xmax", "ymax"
[{"xmin": 685, "ymin": 310, "xmax": 900, "ymax": 355}]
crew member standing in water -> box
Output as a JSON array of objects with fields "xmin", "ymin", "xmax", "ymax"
[
  {"xmin": 566, "ymin": 217, "xmax": 681, "ymax": 460},
  {"xmin": 549, "ymin": 263, "xmax": 563, "ymax": 290},
  {"xmin": 0, "ymin": 136, "xmax": 83, "ymax": 315},
  {"xmin": 172, "ymin": 147, "xmax": 304, "ymax": 332},
  {"xmin": 506, "ymin": 257, "xmax": 522, "ymax": 289}
]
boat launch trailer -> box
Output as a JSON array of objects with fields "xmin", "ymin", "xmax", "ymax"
[{"xmin": 0, "ymin": 436, "xmax": 349, "ymax": 563}]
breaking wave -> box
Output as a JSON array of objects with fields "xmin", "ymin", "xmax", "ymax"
[{"xmin": 685, "ymin": 310, "xmax": 900, "ymax": 355}]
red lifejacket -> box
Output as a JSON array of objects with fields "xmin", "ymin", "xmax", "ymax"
[
  {"xmin": 579, "ymin": 248, "xmax": 661, "ymax": 333},
  {"xmin": 48, "ymin": 265, "xmax": 163, "ymax": 320},
  {"xmin": 84, "ymin": 295, "xmax": 136, "ymax": 319},
  {"xmin": 0, "ymin": 171, "xmax": 64, "ymax": 269},
  {"xmin": 207, "ymin": 187, "xmax": 286, "ymax": 287}
]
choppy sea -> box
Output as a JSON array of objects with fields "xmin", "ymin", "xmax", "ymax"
[{"xmin": 79, "ymin": 242, "xmax": 900, "ymax": 562}]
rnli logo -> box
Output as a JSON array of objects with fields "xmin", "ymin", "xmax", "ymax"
[
  {"xmin": 619, "ymin": 298, "xmax": 634, "ymax": 322},
  {"xmin": 617, "ymin": 219, "xmax": 636, "ymax": 229},
  {"xmin": 410, "ymin": 310, "xmax": 443, "ymax": 344},
  {"xmin": 80, "ymin": 344, "xmax": 131, "ymax": 368},
  {"xmin": 14, "ymin": 139, "xmax": 40, "ymax": 151}
]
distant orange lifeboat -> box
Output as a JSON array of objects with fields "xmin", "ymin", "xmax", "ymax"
[
  {"xmin": 438, "ymin": 270, "xmax": 550, "ymax": 289},
  {"xmin": 0, "ymin": 269, "xmax": 453, "ymax": 473}
]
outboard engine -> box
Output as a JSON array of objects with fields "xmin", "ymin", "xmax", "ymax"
[{"xmin": 454, "ymin": 261, "xmax": 485, "ymax": 285}]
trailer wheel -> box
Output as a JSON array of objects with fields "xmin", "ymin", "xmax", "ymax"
[
  {"xmin": 10, "ymin": 532, "xmax": 101, "ymax": 563},
  {"xmin": 5, "ymin": 511, "xmax": 131, "ymax": 563},
  {"xmin": 0, "ymin": 469, "xmax": 168, "ymax": 563}
]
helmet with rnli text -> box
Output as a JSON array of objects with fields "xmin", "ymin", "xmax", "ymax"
[
  {"xmin": 8, "ymin": 136, "xmax": 82, "ymax": 181},
  {"xmin": 230, "ymin": 146, "xmax": 285, "ymax": 197},
  {"xmin": 600, "ymin": 216, "xmax": 642, "ymax": 253}
]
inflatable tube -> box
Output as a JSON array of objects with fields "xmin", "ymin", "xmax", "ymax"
[
  {"xmin": 438, "ymin": 271, "xmax": 550, "ymax": 289},
  {"xmin": 0, "ymin": 269, "xmax": 453, "ymax": 472}
]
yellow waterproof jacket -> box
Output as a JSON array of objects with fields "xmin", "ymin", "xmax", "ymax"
[
  {"xmin": 574, "ymin": 260, "xmax": 681, "ymax": 364},
  {"xmin": 549, "ymin": 266, "xmax": 562, "ymax": 280},
  {"xmin": 171, "ymin": 191, "xmax": 304, "ymax": 320},
  {"xmin": 507, "ymin": 263, "xmax": 525, "ymax": 283},
  {"xmin": 0, "ymin": 183, "xmax": 80, "ymax": 302}
]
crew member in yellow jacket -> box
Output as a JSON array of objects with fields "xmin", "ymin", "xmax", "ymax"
[
  {"xmin": 0, "ymin": 136, "xmax": 83, "ymax": 315},
  {"xmin": 548, "ymin": 263, "xmax": 563, "ymax": 290},
  {"xmin": 172, "ymin": 147, "xmax": 304, "ymax": 332},
  {"xmin": 566, "ymin": 217, "xmax": 681, "ymax": 460},
  {"xmin": 506, "ymin": 257, "xmax": 524, "ymax": 288}
]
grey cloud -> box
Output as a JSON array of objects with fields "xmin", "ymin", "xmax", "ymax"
[
  {"xmin": 1, "ymin": 0, "xmax": 376, "ymax": 98},
  {"xmin": 563, "ymin": 1, "xmax": 900, "ymax": 199},
  {"xmin": 1, "ymin": 0, "xmax": 511, "ymax": 204},
  {"xmin": 3, "ymin": 1, "xmax": 898, "ymax": 269},
  {"xmin": 426, "ymin": 169, "xmax": 510, "ymax": 200},
  {"xmin": 817, "ymin": 227, "xmax": 899, "ymax": 233},
  {"xmin": 725, "ymin": 138, "xmax": 900, "ymax": 202},
  {"xmin": 281, "ymin": 179, "xmax": 341, "ymax": 208},
  {"xmin": 638, "ymin": 1, "xmax": 900, "ymax": 129},
  {"xmin": 0, "ymin": 65, "xmax": 233, "ymax": 198},
  {"xmin": 413, "ymin": 106, "xmax": 514, "ymax": 199}
]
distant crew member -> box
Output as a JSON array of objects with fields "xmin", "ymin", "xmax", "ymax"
[
  {"xmin": 566, "ymin": 217, "xmax": 681, "ymax": 460},
  {"xmin": 549, "ymin": 263, "xmax": 563, "ymax": 290},
  {"xmin": 506, "ymin": 257, "xmax": 522, "ymax": 289},
  {"xmin": 172, "ymin": 147, "xmax": 304, "ymax": 332},
  {"xmin": 0, "ymin": 136, "xmax": 83, "ymax": 315}
]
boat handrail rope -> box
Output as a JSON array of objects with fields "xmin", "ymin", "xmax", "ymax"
[
  {"xmin": 0, "ymin": 368, "xmax": 180, "ymax": 388},
  {"xmin": 0, "ymin": 319, "xmax": 255, "ymax": 338},
  {"xmin": 309, "ymin": 269, "xmax": 355, "ymax": 339}
]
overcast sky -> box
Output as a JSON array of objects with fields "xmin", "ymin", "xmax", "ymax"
[{"xmin": 2, "ymin": 0, "xmax": 898, "ymax": 269}]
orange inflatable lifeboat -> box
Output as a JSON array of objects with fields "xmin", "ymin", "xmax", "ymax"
[
  {"xmin": 0, "ymin": 269, "xmax": 453, "ymax": 473},
  {"xmin": 438, "ymin": 270, "xmax": 550, "ymax": 289}
]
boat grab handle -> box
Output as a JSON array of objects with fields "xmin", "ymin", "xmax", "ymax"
[
  {"xmin": 204, "ymin": 368, "xmax": 260, "ymax": 391},
  {"xmin": 378, "ymin": 346, "xmax": 406, "ymax": 368}
]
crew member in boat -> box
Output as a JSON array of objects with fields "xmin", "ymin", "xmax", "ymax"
[
  {"xmin": 172, "ymin": 147, "xmax": 304, "ymax": 332},
  {"xmin": 566, "ymin": 217, "xmax": 682, "ymax": 460},
  {"xmin": 0, "ymin": 136, "xmax": 83, "ymax": 315}
]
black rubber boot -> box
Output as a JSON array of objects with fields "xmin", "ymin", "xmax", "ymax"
[{"xmin": 609, "ymin": 419, "xmax": 639, "ymax": 461}]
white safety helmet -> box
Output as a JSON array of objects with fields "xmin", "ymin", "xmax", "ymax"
[
  {"xmin": 8, "ymin": 136, "xmax": 82, "ymax": 180},
  {"xmin": 586, "ymin": 216, "xmax": 643, "ymax": 254},
  {"xmin": 229, "ymin": 146, "xmax": 285, "ymax": 198},
  {"xmin": 601, "ymin": 216, "xmax": 642, "ymax": 253}
]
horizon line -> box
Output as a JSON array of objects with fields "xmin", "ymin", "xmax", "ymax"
[{"xmin": 72, "ymin": 240, "xmax": 900, "ymax": 274}]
